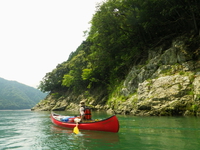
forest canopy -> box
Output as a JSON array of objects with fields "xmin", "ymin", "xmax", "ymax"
[
  {"xmin": 0, "ymin": 78, "xmax": 47, "ymax": 109},
  {"xmin": 38, "ymin": 0, "xmax": 200, "ymax": 98}
]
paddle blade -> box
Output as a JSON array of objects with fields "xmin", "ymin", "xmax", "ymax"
[{"xmin": 73, "ymin": 126, "xmax": 79, "ymax": 134}]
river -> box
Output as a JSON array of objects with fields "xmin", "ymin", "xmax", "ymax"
[{"xmin": 0, "ymin": 110, "xmax": 200, "ymax": 150}]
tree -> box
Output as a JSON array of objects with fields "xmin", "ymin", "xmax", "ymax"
[{"xmin": 62, "ymin": 74, "xmax": 74, "ymax": 87}]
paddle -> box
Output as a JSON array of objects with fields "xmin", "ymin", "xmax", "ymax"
[
  {"xmin": 73, "ymin": 117, "xmax": 81, "ymax": 134},
  {"xmin": 73, "ymin": 123, "xmax": 79, "ymax": 134}
]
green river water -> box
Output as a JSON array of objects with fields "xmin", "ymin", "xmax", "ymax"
[{"xmin": 0, "ymin": 110, "xmax": 200, "ymax": 150}]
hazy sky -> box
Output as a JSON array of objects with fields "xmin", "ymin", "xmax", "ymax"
[{"xmin": 0, "ymin": 0, "xmax": 104, "ymax": 88}]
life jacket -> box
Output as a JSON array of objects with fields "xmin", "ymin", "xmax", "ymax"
[{"xmin": 83, "ymin": 107, "xmax": 92, "ymax": 120}]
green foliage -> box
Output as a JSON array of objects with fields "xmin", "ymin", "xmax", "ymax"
[
  {"xmin": 38, "ymin": 0, "xmax": 200, "ymax": 104},
  {"xmin": 62, "ymin": 74, "xmax": 74, "ymax": 87},
  {"xmin": 51, "ymin": 92, "xmax": 62, "ymax": 99},
  {"xmin": 82, "ymin": 69, "xmax": 92, "ymax": 80},
  {"xmin": 179, "ymin": 71, "xmax": 185, "ymax": 75},
  {"xmin": 178, "ymin": 84, "xmax": 182, "ymax": 90},
  {"xmin": 191, "ymin": 104, "xmax": 198, "ymax": 112},
  {"xmin": 38, "ymin": 63, "xmax": 69, "ymax": 92},
  {"xmin": 189, "ymin": 74, "xmax": 195, "ymax": 83},
  {"xmin": 188, "ymin": 90, "xmax": 194, "ymax": 95}
]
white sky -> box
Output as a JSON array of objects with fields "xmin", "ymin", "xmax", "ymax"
[{"xmin": 0, "ymin": 0, "xmax": 104, "ymax": 88}]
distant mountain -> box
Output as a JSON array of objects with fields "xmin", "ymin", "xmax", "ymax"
[{"xmin": 0, "ymin": 77, "xmax": 47, "ymax": 109}]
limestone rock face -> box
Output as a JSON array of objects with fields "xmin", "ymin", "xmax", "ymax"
[
  {"xmin": 32, "ymin": 37, "xmax": 200, "ymax": 116},
  {"xmin": 138, "ymin": 75, "xmax": 190, "ymax": 101},
  {"xmin": 116, "ymin": 37, "xmax": 200, "ymax": 116},
  {"xmin": 134, "ymin": 75, "xmax": 196, "ymax": 116}
]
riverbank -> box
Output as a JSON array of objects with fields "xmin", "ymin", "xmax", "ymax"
[{"xmin": 32, "ymin": 36, "xmax": 200, "ymax": 116}]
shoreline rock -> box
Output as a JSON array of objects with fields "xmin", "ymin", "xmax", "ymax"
[{"xmin": 32, "ymin": 36, "xmax": 200, "ymax": 116}]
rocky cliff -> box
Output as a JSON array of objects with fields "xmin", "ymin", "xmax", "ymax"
[{"xmin": 32, "ymin": 36, "xmax": 200, "ymax": 116}]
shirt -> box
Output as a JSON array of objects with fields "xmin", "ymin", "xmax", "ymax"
[{"xmin": 80, "ymin": 106, "xmax": 85, "ymax": 115}]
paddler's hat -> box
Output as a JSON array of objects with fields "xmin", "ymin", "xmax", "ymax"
[{"xmin": 80, "ymin": 100, "xmax": 85, "ymax": 105}]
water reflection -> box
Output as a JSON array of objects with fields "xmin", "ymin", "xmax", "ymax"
[
  {"xmin": 118, "ymin": 115, "xmax": 200, "ymax": 150},
  {"xmin": 2, "ymin": 110, "xmax": 200, "ymax": 149},
  {"xmin": 50, "ymin": 125, "xmax": 119, "ymax": 143}
]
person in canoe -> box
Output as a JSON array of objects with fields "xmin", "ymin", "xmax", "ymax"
[{"xmin": 79, "ymin": 100, "xmax": 92, "ymax": 122}]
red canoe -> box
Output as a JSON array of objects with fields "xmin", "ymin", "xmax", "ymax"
[{"xmin": 50, "ymin": 112, "xmax": 119, "ymax": 133}]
